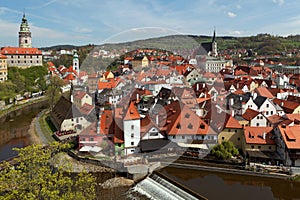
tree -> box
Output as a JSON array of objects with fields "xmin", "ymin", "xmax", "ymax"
[
  {"xmin": 0, "ymin": 142, "xmax": 97, "ymax": 200},
  {"xmin": 211, "ymin": 141, "xmax": 239, "ymax": 160},
  {"xmin": 47, "ymin": 76, "xmax": 65, "ymax": 110}
]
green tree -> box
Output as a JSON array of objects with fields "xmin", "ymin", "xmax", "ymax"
[
  {"xmin": 211, "ymin": 141, "xmax": 239, "ymax": 160},
  {"xmin": 47, "ymin": 76, "xmax": 65, "ymax": 110},
  {"xmin": 0, "ymin": 142, "xmax": 96, "ymax": 200}
]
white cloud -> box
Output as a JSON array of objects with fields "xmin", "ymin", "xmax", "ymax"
[
  {"xmin": 227, "ymin": 12, "xmax": 237, "ymax": 18},
  {"xmin": 272, "ymin": 0, "xmax": 284, "ymax": 6},
  {"xmin": 236, "ymin": 4, "xmax": 241, "ymax": 9}
]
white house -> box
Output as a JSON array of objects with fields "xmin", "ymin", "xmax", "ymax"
[{"xmin": 254, "ymin": 96, "xmax": 277, "ymax": 117}]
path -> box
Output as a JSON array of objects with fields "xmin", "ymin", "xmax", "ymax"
[{"xmin": 34, "ymin": 110, "xmax": 50, "ymax": 145}]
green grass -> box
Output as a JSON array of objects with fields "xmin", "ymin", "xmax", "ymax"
[{"xmin": 38, "ymin": 111, "xmax": 56, "ymax": 143}]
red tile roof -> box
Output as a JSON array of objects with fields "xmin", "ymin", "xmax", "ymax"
[
  {"xmin": 0, "ymin": 54, "xmax": 7, "ymax": 59},
  {"xmin": 255, "ymin": 87, "xmax": 274, "ymax": 99},
  {"xmin": 273, "ymin": 98, "xmax": 300, "ymax": 113},
  {"xmin": 242, "ymin": 108, "xmax": 260, "ymax": 120},
  {"xmin": 278, "ymin": 125, "xmax": 300, "ymax": 149},
  {"xmin": 97, "ymin": 78, "xmax": 120, "ymax": 90},
  {"xmin": 244, "ymin": 127, "xmax": 275, "ymax": 145},
  {"xmin": 1, "ymin": 47, "xmax": 42, "ymax": 55},
  {"xmin": 74, "ymin": 91, "xmax": 88, "ymax": 100},
  {"xmin": 123, "ymin": 102, "xmax": 140, "ymax": 120},
  {"xmin": 80, "ymin": 103, "xmax": 94, "ymax": 115},
  {"xmin": 225, "ymin": 115, "xmax": 242, "ymax": 129}
]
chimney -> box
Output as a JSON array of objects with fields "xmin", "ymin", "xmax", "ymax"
[
  {"xmin": 280, "ymin": 101, "xmax": 284, "ymax": 107},
  {"xmin": 156, "ymin": 115, "xmax": 159, "ymax": 125},
  {"xmin": 230, "ymin": 98, "xmax": 234, "ymax": 106},
  {"xmin": 231, "ymin": 109, "xmax": 235, "ymax": 117},
  {"xmin": 263, "ymin": 132, "xmax": 266, "ymax": 140},
  {"xmin": 136, "ymin": 93, "xmax": 140, "ymax": 101},
  {"xmin": 196, "ymin": 83, "xmax": 199, "ymax": 91}
]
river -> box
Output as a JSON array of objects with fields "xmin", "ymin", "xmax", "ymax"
[
  {"xmin": 0, "ymin": 101, "xmax": 48, "ymax": 161},
  {"xmin": 158, "ymin": 166, "xmax": 300, "ymax": 200}
]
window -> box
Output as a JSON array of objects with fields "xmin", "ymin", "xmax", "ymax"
[
  {"xmin": 266, "ymin": 104, "xmax": 269, "ymax": 108},
  {"xmin": 228, "ymin": 129, "xmax": 231, "ymax": 132},
  {"xmin": 182, "ymin": 136, "xmax": 185, "ymax": 139},
  {"xmin": 269, "ymin": 146, "xmax": 272, "ymax": 150},
  {"xmin": 188, "ymin": 123, "xmax": 193, "ymax": 129},
  {"xmin": 131, "ymin": 142, "xmax": 134, "ymax": 146},
  {"xmin": 258, "ymin": 146, "xmax": 261, "ymax": 149},
  {"xmin": 222, "ymin": 137, "xmax": 225, "ymax": 140},
  {"xmin": 266, "ymin": 111, "xmax": 269, "ymax": 115},
  {"xmin": 251, "ymin": 145, "xmax": 254, "ymax": 149},
  {"xmin": 131, "ymin": 125, "xmax": 134, "ymax": 130},
  {"xmin": 131, "ymin": 133, "xmax": 134, "ymax": 138},
  {"xmin": 185, "ymin": 113, "xmax": 190, "ymax": 118},
  {"xmin": 81, "ymin": 138, "xmax": 85, "ymax": 141},
  {"xmin": 235, "ymin": 129, "xmax": 237, "ymax": 133},
  {"xmin": 257, "ymin": 116, "xmax": 260, "ymax": 119},
  {"xmin": 271, "ymin": 111, "xmax": 273, "ymax": 115},
  {"xmin": 90, "ymin": 138, "xmax": 94, "ymax": 141},
  {"xmin": 256, "ymin": 123, "xmax": 259, "ymax": 126},
  {"xmin": 150, "ymin": 132, "xmax": 158, "ymax": 137},
  {"xmin": 237, "ymin": 137, "xmax": 240, "ymax": 141}
]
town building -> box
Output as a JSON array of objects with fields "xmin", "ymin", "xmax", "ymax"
[
  {"xmin": 0, "ymin": 14, "xmax": 42, "ymax": 68},
  {"xmin": 0, "ymin": 54, "xmax": 8, "ymax": 82}
]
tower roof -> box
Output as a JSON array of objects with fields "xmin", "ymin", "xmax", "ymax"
[{"xmin": 212, "ymin": 28, "xmax": 216, "ymax": 43}]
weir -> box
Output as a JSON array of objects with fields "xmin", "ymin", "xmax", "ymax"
[{"xmin": 131, "ymin": 172, "xmax": 206, "ymax": 200}]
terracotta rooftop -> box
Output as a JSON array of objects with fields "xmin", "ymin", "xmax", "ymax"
[
  {"xmin": 242, "ymin": 108, "xmax": 260, "ymax": 121},
  {"xmin": 123, "ymin": 101, "xmax": 140, "ymax": 120},
  {"xmin": 1, "ymin": 47, "xmax": 42, "ymax": 55},
  {"xmin": 278, "ymin": 125, "xmax": 300, "ymax": 149},
  {"xmin": 244, "ymin": 127, "xmax": 275, "ymax": 145}
]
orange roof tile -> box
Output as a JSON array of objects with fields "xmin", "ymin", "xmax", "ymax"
[
  {"xmin": 74, "ymin": 91, "xmax": 88, "ymax": 100},
  {"xmin": 1, "ymin": 47, "xmax": 42, "ymax": 55},
  {"xmin": 278, "ymin": 125, "xmax": 300, "ymax": 149},
  {"xmin": 225, "ymin": 115, "xmax": 242, "ymax": 129},
  {"xmin": 242, "ymin": 108, "xmax": 260, "ymax": 121},
  {"xmin": 244, "ymin": 127, "xmax": 275, "ymax": 145},
  {"xmin": 255, "ymin": 87, "xmax": 274, "ymax": 99},
  {"xmin": 123, "ymin": 102, "xmax": 140, "ymax": 120}
]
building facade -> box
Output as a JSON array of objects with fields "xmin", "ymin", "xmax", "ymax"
[{"xmin": 0, "ymin": 54, "xmax": 8, "ymax": 82}]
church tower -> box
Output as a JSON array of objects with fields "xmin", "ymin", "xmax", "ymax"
[
  {"xmin": 211, "ymin": 29, "xmax": 218, "ymax": 57},
  {"xmin": 73, "ymin": 50, "xmax": 80, "ymax": 75},
  {"xmin": 19, "ymin": 13, "xmax": 32, "ymax": 48}
]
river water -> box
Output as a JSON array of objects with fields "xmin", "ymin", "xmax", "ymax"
[
  {"xmin": 0, "ymin": 101, "xmax": 48, "ymax": 161},
  {"xmin": 159, "ymin": 166, "xmax": 300, "ymax": 200}
]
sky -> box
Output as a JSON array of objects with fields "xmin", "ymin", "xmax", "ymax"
[{"xmin": 1, "ymin": 0, "xmax": 300, "ymax": 47}]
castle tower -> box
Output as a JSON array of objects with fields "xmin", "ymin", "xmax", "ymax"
[
  {"xmin": 19, "ymin": 13, "xmax": 32, "ymax": 48},
  {"xmin": 211, "ymin": 29, "xmax": 218, "ymax": 57},
  {"xmin": 73, "ymin": 50, "xmax": 80, "ymax": 75}
]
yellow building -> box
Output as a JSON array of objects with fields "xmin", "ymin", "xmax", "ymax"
[
  {"xmin": 142, "ymin": 56, "xmax": 149, "ymax": 67},
  {"xmin": 0, "ymin": 54, "xmax": 8, "ymax": 82},
  {"xmin": 242, "ymin": 126, "xmax": 281, "ymax": 164},
  {"xmin": 218, "ymin": 114, "xmax": 243, "ymax": 149}
]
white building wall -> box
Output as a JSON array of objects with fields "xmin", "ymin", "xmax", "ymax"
[{"xmin": 123, "ymin": 119, "xmax": 140, "ymax": 155}]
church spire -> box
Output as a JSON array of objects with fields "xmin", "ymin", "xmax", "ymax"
[{"xmin": 212, "ymin": 28, "xmax": 216, "ymax": 43}]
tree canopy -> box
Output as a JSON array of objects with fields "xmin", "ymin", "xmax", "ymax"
[
  {"xmin": 210, "ymin": 141, "xmax": 239, "ymax": 160},
  {"xmin": 0, "ymin": 142, "xmax": 97, "ymax": 200}
]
